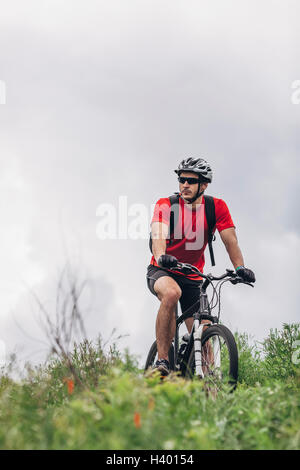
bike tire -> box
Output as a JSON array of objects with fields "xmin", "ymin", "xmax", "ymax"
[
  {"xmin": 185, "ymin": 324, "xmax": 238, "ymax": 390},
  {"xmin": 144, "ymin": 341, "xmax": 175, "ymax": 372}
]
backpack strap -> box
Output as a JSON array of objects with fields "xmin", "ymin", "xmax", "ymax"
[
  {"xmin": 168, "ymin": 193, "xmax": 181, "ymax": 244},
  {"xmin": 203, "ymin": 195, "xmax": 216, "ymax": 266}
]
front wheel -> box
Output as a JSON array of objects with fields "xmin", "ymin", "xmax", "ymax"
[{"xmin": 186, "ymin": 324, "xmax": 238, "ymax": 391}]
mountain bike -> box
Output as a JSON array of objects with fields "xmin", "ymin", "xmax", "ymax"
[{"xmin": 144, "ymin": 261, "xmax": 254, "ymax": 391}]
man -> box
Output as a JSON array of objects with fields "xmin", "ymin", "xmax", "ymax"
[{"xmin": 146, "ymin": 157, "xmax": 255, "ymax": 376}]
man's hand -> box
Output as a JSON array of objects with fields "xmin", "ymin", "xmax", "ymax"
[
  {"xmin": 236, "ymin": 266, "xmax": 256, "ymax": 283},
  {"xmin": 158, "ymin": 254, "xmax": 178, "ymax": 269}
]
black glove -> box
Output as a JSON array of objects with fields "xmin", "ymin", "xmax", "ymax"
[
  {"xmin": 236, "ymin": 266, "xmax": 256, "ymax": 283},
  {"xmin": 158, "ymin": 254, "xmax": 178, "ymax": 269}
]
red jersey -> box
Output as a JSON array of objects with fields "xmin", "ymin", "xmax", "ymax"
[{"xmin": 150, "ymin": 195, "xmax": 235, "ymax": 280}]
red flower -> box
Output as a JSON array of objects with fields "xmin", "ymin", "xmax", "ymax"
[
  {"xmin": 134, "ymin": 412, "xmax": 141, "ymax": 428},
  {"xmin": 63, "ymin": 378, "xmax": 75, "ymax": 395}
]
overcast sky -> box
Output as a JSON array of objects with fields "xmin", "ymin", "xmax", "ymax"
[{"xmin": 0, "ymin": 0, "xmax": 299, "ymax": 368}]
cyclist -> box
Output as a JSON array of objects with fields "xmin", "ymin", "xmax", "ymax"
[{"xmin": 146, "ymin": 157, "xmax": 255, "ymax": 376}]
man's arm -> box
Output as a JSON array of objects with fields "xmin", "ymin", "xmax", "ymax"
[
  {"xmin": 219, "ymin": 227, "xmax": 244, "ymax": 269},
  {"xmin": 151, "ymin": 221, "xmax": 169, "ymax": 264}
]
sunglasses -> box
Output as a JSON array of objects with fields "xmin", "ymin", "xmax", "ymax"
[{"xmin": 178, "ymin": 176, "xmax": 199, "ymax": 185}]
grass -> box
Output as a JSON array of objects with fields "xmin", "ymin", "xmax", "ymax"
[{"xmin": 0, "ymin": 323, "xmax": 299, "ymax": 450}]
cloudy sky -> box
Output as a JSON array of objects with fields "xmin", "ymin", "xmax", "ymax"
[{"xmin": 0, "ymin": 0, "xmax": 299, "ymax": 367}]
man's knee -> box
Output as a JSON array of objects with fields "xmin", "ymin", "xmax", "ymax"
[
  {"xmin": 163, "ymin": 288, "xmax": 181, "ymax": 307},
  {"xmin": 154, "ymin": 278, "xmax": 181, "ymax": 306}
]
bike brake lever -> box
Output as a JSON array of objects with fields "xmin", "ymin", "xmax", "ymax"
[
  {"xmin": 230, "ymin": 276, "xmax": 254, "ymax": 287},
  {"xmin": 171, "ymin": 262, "xmax": 194, "ymax": 274},
  {"xmin": 226, "ymin": 269, "xmax": 235, "ymax": 275}
]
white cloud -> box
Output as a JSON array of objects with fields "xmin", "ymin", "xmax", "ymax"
[{"xmin": 0, "ymin": 158, "xmax": 45, "ymax": 315}]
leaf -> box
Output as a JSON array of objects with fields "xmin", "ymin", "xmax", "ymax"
[{"xmin": 148, "ymin": 397, "xmax": 155, "ymax": 411}]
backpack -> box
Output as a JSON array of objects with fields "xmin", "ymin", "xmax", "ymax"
[{"xmin": 149, "ymin": 193, "xmax": 216, "ymax": 266}]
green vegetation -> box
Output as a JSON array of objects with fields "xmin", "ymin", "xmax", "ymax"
[{"xmin": 0, "ymin": 324, "xmax": 299, "ymax": 450}]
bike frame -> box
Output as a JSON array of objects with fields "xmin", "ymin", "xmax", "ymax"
[{"xmin": 173, "ymin": 282, "xmax": 218, "ymax": 378}]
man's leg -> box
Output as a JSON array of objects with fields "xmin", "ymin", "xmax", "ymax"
[
  {"xmin": 185, "ymin": 317, "xmax": 194, "ymax": 333},
  {"xmin": 153, "ymin": 276, "xmax": 182, "ymax": 361}
]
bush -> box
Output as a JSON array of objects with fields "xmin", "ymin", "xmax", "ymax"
[
  {"xmin": 0, "ymin": 324, "xmax": 299, "ymax": 450},
  {"xmin": 261, "ymin": 323, "xmax": 300, "ymax": 381},
  {"xmin": 235, "ymin": 332, "xmax": 265, "ymax": 386}
]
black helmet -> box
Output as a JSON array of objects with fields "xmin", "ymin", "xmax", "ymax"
[{"xmin": 174, "ymin": 157, "xmax": 213, "ymax": 183}]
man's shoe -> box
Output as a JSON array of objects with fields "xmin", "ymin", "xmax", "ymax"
[{"xmin": 153, "ymin": 359, "xmax": 170, "ymax": 376}]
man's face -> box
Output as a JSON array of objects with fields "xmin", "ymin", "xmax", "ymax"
[{"xmin": 178, "ymin": 171, "xmax": 208, "ymax": 201}]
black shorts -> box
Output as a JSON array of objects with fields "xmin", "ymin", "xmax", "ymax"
[{"xmin": 146, "ymin": 264, "xmax": 202, "ymax": 315}]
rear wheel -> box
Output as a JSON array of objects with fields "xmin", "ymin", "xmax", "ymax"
[
  {"xmin": 144, "ymin": 341, "xmax": 175, "ymax": 372},
  {"xmin": 186, "ymin": 324, "xmax": 238, "ymax": 391}
]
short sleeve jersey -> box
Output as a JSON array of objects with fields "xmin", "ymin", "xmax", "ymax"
[{"xmin": 150, "ymin": 196, "xmax": 235, "ymax": 280}]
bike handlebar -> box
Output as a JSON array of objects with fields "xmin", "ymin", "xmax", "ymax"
[{"xmin": 170, "ymin": 261, "xmax": 254, "ymax": 287}]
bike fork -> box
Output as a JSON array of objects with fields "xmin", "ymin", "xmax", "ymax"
[
  {"xmin": 193, "ymin": 320, "xmax": 215, "ymax": 378},
  {"xmin": 193, "ymin": 319, "xmax": 205, "ymax": 378}
]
